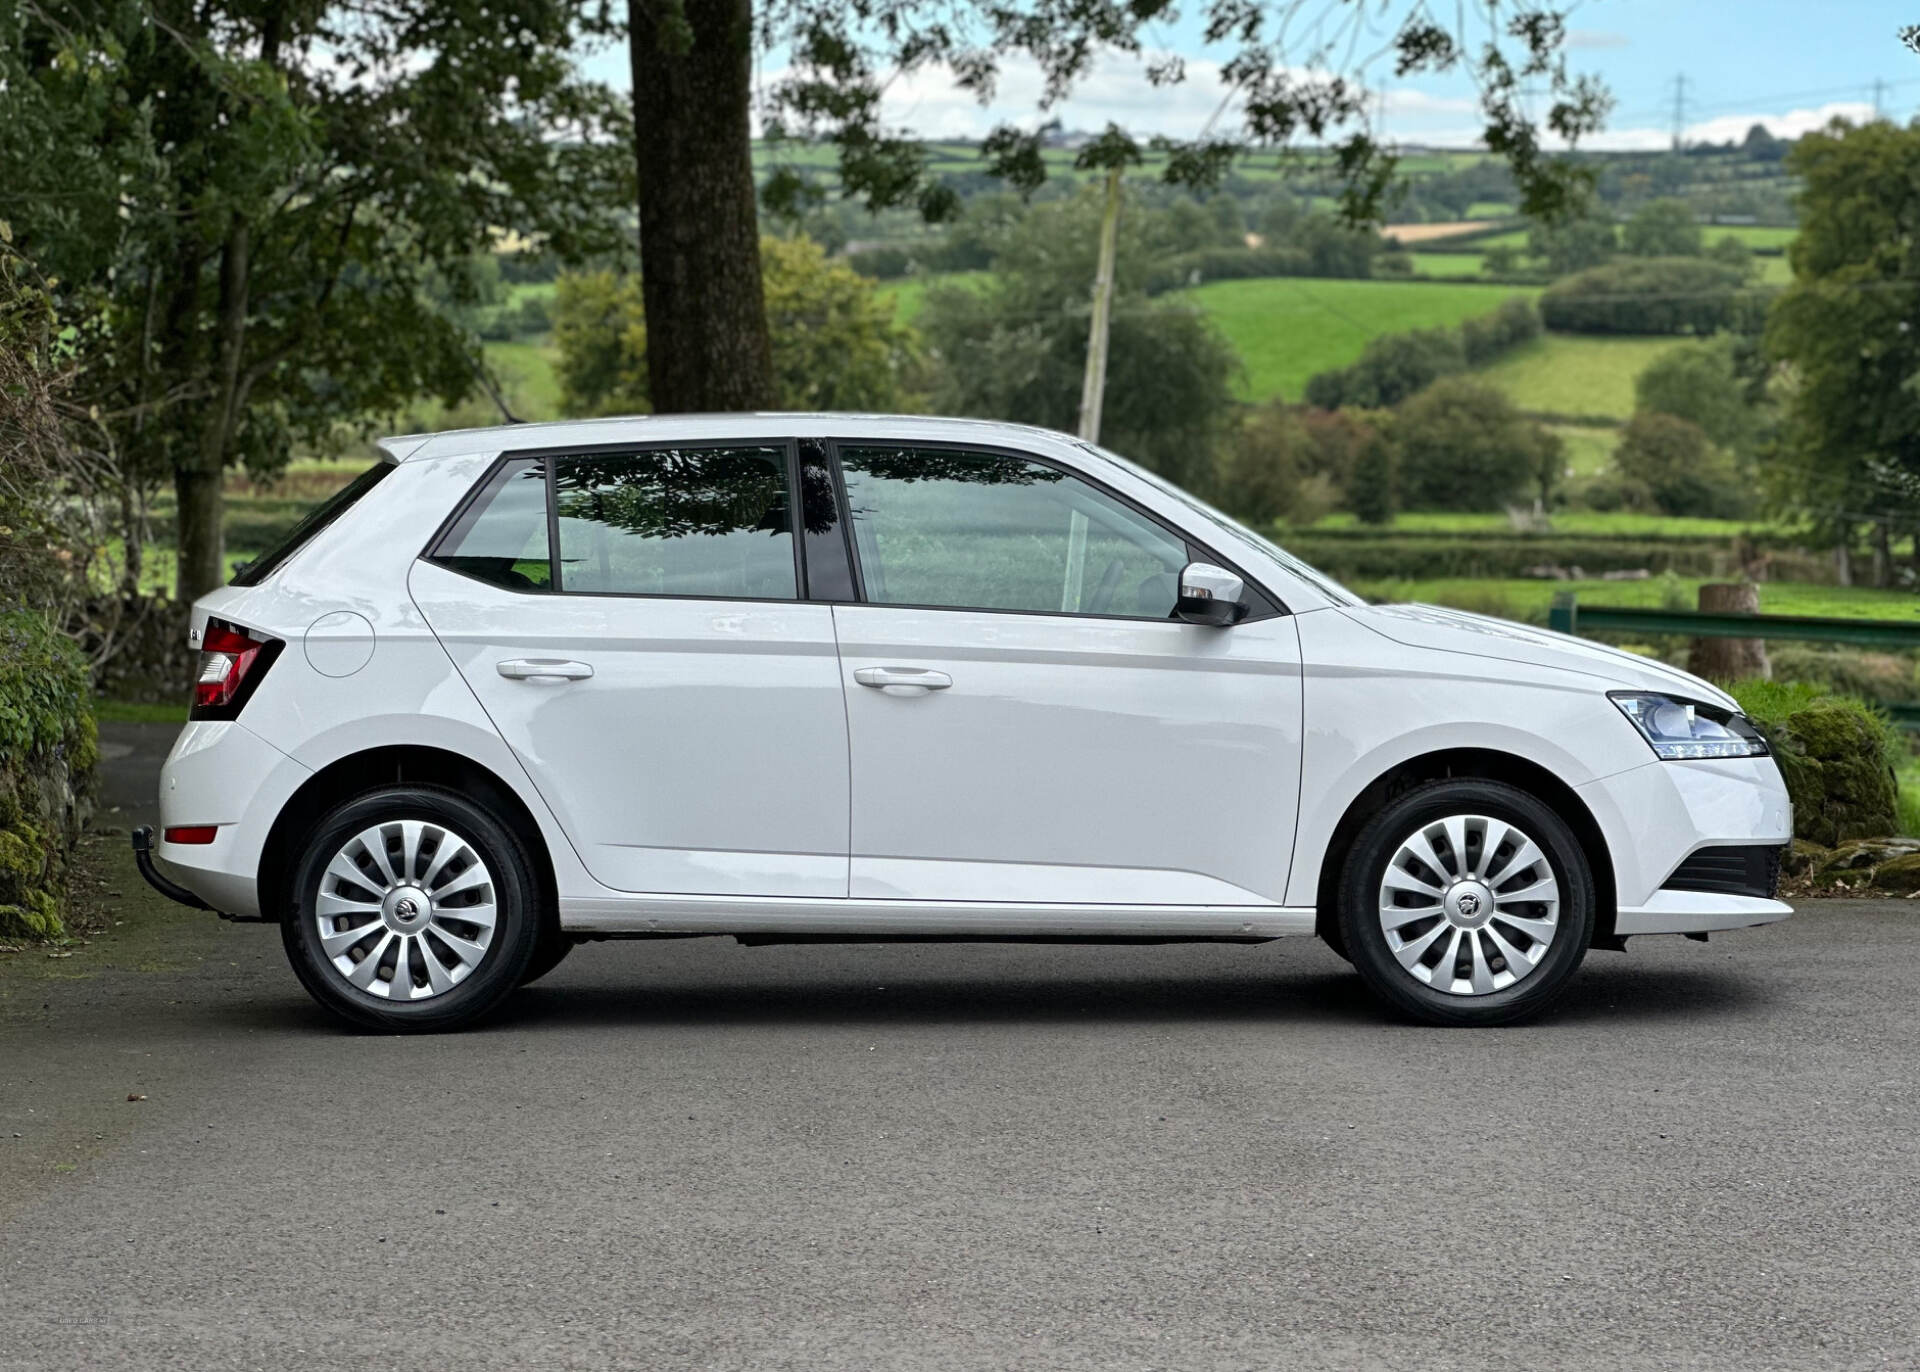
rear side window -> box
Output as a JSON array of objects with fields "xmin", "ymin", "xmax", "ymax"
[
  {"xmin": 231, "ymin": 461, "xmax": 393, "ymax": 587},
  {"xmin": 552, "ymin": 446, "xmax": 796, "ymax": 600},
  {"xmin": 429, "ymin": 458, "xmax": 553, "ymax": 591}
]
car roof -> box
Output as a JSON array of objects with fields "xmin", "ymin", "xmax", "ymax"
[{"xmin": 378, "ymin": 413, "xmax": 1081, "ymax": 464}]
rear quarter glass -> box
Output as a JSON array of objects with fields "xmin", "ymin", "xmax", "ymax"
[{"xmin": 230, "ymin": 461, "xmax": 394, "ymax": 587}]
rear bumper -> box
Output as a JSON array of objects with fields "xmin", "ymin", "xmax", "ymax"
[{"xmin": 152, "ymin": 719, "xmax": 313, "ymax": 919}]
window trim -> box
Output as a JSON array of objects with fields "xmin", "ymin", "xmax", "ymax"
[
  {"xmin": 824, "ymin": 437, "xmax": 1286, "ymax": 623},
  {"xmin": 425, "ymin": 438, "xmax": 808, "ymax": 605}
]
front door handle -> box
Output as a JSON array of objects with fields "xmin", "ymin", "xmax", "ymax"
[
  {"xmin": 497, "ymin": 658, "xmax": 594, "ymax": 682},
  {"xmin": 853, "ymin": 666, "xmax": 952, "ymax": 692}
]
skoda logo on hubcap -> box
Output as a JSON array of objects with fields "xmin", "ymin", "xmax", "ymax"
[
  {"xmin": 1456, "ymin": 892, "xmax": 1482, "ymax": 918},
  {"xmin": 394, "ymin": 897, "xmax": 419, "ymax": 921}
]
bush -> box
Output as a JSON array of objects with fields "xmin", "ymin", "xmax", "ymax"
[
  {"xmin": 0, "ymin": 607, "xmax": 97, "ymax": 941},
  {"xmin": 1634, "ymin": 338, "xmax": 1753, "ymax": 449},
  {"xmin": 1767, "ymin": 648, "xmax": 1920, "ymax": 706},
  {"xmin": 846, "ymin": 244, "xmax": 917, "ymax": 280},
  {"xmin": 1304, "ymin": 299, "xmax": 1540, "ymax": 408},
  {"xmin": 1394, "ymin": 378, "xmax": 1556, "ymax": 512},
  {"xmin": 1143, "ymin": 246, "xmax": 1316, "ymax": 293},
  {"xmin": 1540, "ymin": 256, "xmax": 1757, "ymax": 335},
  {"xmin": 1283, "ymin": 533, "xmax": 1747, "ymax": 581},
  {"xmin": 1613, "ymin": 412, "xmax": 1748, "ymax": 518},
  {"xmin": 1730, "ymin": 681, "xmax": 1901, "ymax": 844}
]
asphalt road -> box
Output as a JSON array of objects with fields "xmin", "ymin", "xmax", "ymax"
[{"xmin": 2, "ymin": 726, "xmax": 1917, "ymax": 1370}]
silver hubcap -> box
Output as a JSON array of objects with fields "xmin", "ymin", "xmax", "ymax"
[
  {"xmin": 1378, "ymin": 814, "xmax": 1560, "ymax": 997},
  {"xmin": 313, "ymin": 820, "xmax": 497, "ymax": 1001}
]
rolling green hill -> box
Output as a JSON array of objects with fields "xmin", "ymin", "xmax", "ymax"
[{"xmin": 1175, "ymin": 277, "xmax": 1544, "ymax": 402}]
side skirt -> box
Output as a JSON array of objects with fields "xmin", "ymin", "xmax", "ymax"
[{"xmin": 560, "ymin": 895, "xmax": 1318, "ymax": 941}]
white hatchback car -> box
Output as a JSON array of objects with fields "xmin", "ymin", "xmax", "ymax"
[{"xmin": 136, "ymin": 414, "xmax": 1792, "ymax": 1031}]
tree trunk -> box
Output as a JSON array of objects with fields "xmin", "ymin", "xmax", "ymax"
[
  {"xmin": 628, "ymin": 0, "xmax": 774, "ymax": 413},
  {"xmin": 175, "ymin": 214, "xmax": 251, "ymax": 602},
  {"xmin": 1872, "ymin": 519, "xmax": 1892, "ymax": 588},
  {"xmin": 1688, "ymin": 582, "xmax": 1769, "ymax": 683},
  {"xmin": 1834, "ymin": 520, "xmax": 1852, "ymax": 586}
]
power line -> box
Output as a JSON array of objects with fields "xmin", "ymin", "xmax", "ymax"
[{"xmin": 1669, "ymin": 73, "xmax": 1689, "ymax": 153}]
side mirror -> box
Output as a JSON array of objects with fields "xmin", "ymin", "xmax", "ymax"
[{"xmin": 1175, "ymin": 562, "xmax": 1245, "ymax": 627}]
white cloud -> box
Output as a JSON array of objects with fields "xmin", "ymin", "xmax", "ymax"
[
  {"xmin": 1566, "ymin": 29, "xmax": 1632, "ymax": 50},
  {"xmin": 1571, "ymin": 100, "xmax": 1875, "ymax": 151}
]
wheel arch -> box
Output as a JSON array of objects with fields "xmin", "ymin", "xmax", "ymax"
[
  {"xmin": 1311, "ymin": 747, "xmax": 1617, "ymax": 947},
  {"xmin": 259, "ymin": 745, "xmax": 558, "ymax": 932}
]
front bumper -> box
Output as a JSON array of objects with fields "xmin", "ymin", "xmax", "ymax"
[{"xmin": 1578, "ymin": 755, "xmax": 1794, "ymax": 935}]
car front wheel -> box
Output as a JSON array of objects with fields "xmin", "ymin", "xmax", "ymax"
[
  {"xmin": 1337, "ymin": 779, "xmax": 1595, "ymax": 1027},
  {"xmin": 281, "ymin": 787, "xmax": 540, "ymax": 1032}
]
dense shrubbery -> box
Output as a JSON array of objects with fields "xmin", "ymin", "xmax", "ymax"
[
  {"xmin": 1284, "ymin": 533, "xmax": 1750, "ymax": 582},
  {"xmin": 0, "ymin": 608, "xmax": 97, "ymax": 940},
  {"xmin": 1611, "ymin": 413, "xmax": 1750, "ymax": 518},
  {"xmin": 1303, "ymin": 298, "xmax": 1539, "ymax": 409},
  {"xmin": 1540, "ymin": 257, "xmax": 1768, "ymax": 335},
  {"xmin": 1731, "ymin": 680, "xmax": 1902, "ymax": 845},
  {"xmin": 1393, "ymin": 378, "xmax": 1559, "ymax": 512}
]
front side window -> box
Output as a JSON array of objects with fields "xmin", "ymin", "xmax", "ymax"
[
  {"xmin": 553, "ymin": 446, "xmax": 796, "ymax": 599},
  {"xmin": 838, "ymin": 445, "xmax": 1188, "ymax": 618}
]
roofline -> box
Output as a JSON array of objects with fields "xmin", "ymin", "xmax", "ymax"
[{"xmin": 383, "ymin": 412, "xmax": 1083, "ymax": 462}]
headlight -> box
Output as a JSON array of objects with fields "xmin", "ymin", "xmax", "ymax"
[{"xmin": 1609, "ymin": 692, "xmax": 1769, "ymax": 760}]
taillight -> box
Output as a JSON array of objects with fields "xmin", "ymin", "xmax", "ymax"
[{"xmin": 191, "ymin": 620, "xmax": 282, "ymax": 720}]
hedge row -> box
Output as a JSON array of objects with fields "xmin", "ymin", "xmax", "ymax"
[
  {"xmin": 1302, "ymin": 297, "xmax": 1540, "ymax": 409},
  {"xmin": 1283, "ymin": 533, "xmax": 1753, "ymax": 581},
  {"xmin": 1539, "ymin": 256, "xmax": 1778, "ymax": 335},
  {"xmin": 0, "ymin": 607, "xmax": 97, "ymax": 940}
]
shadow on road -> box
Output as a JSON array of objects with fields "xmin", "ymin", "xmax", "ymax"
[{"xmin": 194, "ymin": 952, "xmax": 1768, "ymax": 1037}]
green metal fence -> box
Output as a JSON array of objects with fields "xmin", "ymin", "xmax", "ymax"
[{"xmin": 1546, "ymin": 593, "xmax": 1920, "ymax": 729}]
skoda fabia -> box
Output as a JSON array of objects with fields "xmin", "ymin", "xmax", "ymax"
[{"xmin": 136, "ymin": 414, "xmax": 1792, "ymax": 1031}]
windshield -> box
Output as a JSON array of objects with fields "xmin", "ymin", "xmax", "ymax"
[{"xmin": 1075, "ymin": 441, "xmax": 1361, "ymax": 607}]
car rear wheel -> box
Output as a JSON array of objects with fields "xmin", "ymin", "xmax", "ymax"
[
  {"xmin": 281, "ymin": 787, "xmax": 539, "ymax": 1032},
  {"xmin": 518, "ymin": 927, "xmax": 576, "ymax": 986},
  {"xmin": 1337, "ymin": 779, "xmax": 1595, "ymax": 1027}
]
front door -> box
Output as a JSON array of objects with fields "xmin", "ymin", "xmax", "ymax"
[
  {"xmin": 829, "ymin": 442, "xmax": 1303, "ymax": 907},
  {"xmin": 410, "ymin": 443, "xmax": 849, "ymax": 898}
]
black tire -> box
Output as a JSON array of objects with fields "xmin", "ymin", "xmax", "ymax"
[
  {"xmin": 1319, "ymin": 918, "xmax": 1353, "ymax": 964},
  {"xmin": 280, "ymin": 786, "xmax": 540, "ymax": 1032},
  {"xmin": 518, "ymin": 928, "xmax": 576, "ymax": 986},
  {"xmin": 1337, "ymin": 778, "xmax": 1595, "ymax": 1027}
]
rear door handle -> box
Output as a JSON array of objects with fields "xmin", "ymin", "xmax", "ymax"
[
  {"xmin": 853, "ymin": 666, "xmax": 952, "ymax": 692},
  {"xmin": 497, "ymin": 658, "xmax": 594, "ymax": 681}
]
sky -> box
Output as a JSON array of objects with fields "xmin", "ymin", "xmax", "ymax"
[{"xmin": 578, "ymin": 1, "xmax": 1916, "ymax": 151}]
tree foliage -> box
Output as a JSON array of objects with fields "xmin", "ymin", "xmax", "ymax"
[
  {"xmin": 1764, "ymin": 119, "xmax": 1920, "ymax": 544},
  {"xmin": 917, "ymin": 192, "xmax": 1239, "ymax": 493},
  {"xmin": 760, "ymin": 2, "xmax": 1608, "ymax": 227},
  {"xmin": 1614, "ymin": 412, "xmax": 1744, "ymax": 518},
  {"xmin": 1634, "ymin": 338, "xmax": 1754, "ymax": 451},
  {"xmin": 1621, "ymin": 198, "xmax": 1702, "ymax": 257},
  {"xmin": 1392, "ymin": 378, "xmax": 1556, "ymax": 512},
  {"xmin": 553, "ymin": 237, "xmax": 920, "ymax": 416},
  {"xmin": 0, "ymin": 1, "xmax": 629, "ymax": 597}
]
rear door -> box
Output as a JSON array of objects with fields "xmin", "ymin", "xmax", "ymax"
[
  {"xmin": 410, "ymin": 442, "xmax": 850, "ymax": 898},
  {"xmin": 827, "ymin": 441, "xmax": 1303, "ymax": 907}
]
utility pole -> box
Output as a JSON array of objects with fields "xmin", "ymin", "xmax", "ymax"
[
  {"xmin": 1873, "ymin": 77, "xmax": 1888, "ymax": 120},
  {"xmin": 1077, "ymin": 166, "xmax": 1121, "ymax": 444},
  {"xmin": 1669, "ymin": 73, "xmax": 1689, "ymax": 152}
]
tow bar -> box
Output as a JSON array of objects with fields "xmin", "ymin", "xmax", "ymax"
[{"xmin": 130, "ymin": 825, "xmax": 213, "ymax": 912}]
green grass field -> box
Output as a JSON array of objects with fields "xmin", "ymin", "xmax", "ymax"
[
  {"xmin": 483, "ymin": 339, "xmax": 563, "ymax": 420},
  {"xmin": 1405, "ymin": 252, "xmax": 1489, "ymax": 278},
  {"xmin": 1301, "ymin": 509, "xmax": 1791, "ymax": 538},
  {"xmin": 1707, "ymin": 225, "xmax": 1797, "ymax": 250},
  {"xmin": 877, "ymin": 270, "xmax": 991, "ymax": 324},
  {"xmin": 1175, "ymin": 277, "xmax": 1543, "ymax": 402},
  {"xmin": 1342, "ymin": 577, "xmax": 1920, "ymax": 623},
  {"xmin": 1473, "ymin": 332, "xmax": 1675, "ymax": 419},
  {"xmin": 1548, "ymin": 424, "xmax": 1617, "ymax": 480}
]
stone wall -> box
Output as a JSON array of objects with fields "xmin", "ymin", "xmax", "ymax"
[{"xmin": 0, "ymin": 608, "xmax": 97, "ymax": 940}]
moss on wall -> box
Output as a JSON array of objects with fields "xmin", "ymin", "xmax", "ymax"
[{"xmin": 0, "ymin": 607, "xmax": 96, "ymax": 940}]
